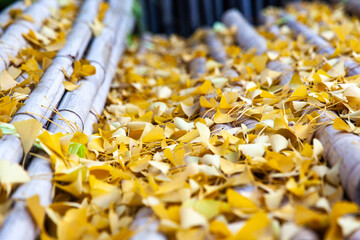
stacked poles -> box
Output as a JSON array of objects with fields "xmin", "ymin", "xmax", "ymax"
[
  {"xmin": 0, "ymin": 0, "xmax": 102, "ymax": 163},
  {"xmin": 0, "ymin": 0, "xmax": 134, "ymax": 239},
  {"xmin": 0, "ymin": 0, "xmax": 58, "ymax": 72},
  {"xmin": 0, "ymin": 1, "xmax": 26, "ymax": 35},
  {"xmin": 278, "ymin": 10, "xmax": 360, "ymax": 204}
]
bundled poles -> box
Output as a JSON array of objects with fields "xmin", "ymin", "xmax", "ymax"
[
  {"xmin": 0, "ymin": 157, "xmax": 52, "ymax": 240},
  {"xmin": 0, "ymin": 0, "xmax": 102, "ymax": 164}
]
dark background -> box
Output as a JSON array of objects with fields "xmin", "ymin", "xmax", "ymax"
[
  {"xmin": 138, "ymin": 0, "xmax": 299, "ymax": 36},
  {"xmin": 2, "ymin": 0, "xmax": 335, "ymax": 37}
]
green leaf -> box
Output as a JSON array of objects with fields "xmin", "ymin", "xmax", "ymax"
[
  {"xmin": 0, "ymin": 123, "xmax": 17, "ymax": 135},
  {"xmin": 69, "ymin": 142, "xmax": 85, "ymax": 158},
  {"xmin": 213, "ymin": 22, "xmax": 226, "ymax": 33}
]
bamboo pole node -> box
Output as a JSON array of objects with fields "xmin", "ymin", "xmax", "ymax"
[
  {"xmin": 57, "ymin": 108, "xmax": 85, "ymax": 130},
  {"xmin": 12, "ymin": 112, "xmax": 38, "ymax": 120}
]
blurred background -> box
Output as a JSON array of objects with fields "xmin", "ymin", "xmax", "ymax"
[
  {"xmin": 135, "ymin": 0, "xmax": 339, "ymax": 36},
  {"xmin": 1, "ymin": 0, "xmax": 339, "ymax": 37}
]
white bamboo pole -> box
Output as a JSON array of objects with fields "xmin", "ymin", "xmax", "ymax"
[
  {"xmin": 281, "ymin": 13, "xmax": 360, "ymax": 75},
  {"xmin": 0, "ymin": 0, "xmax": 58, "ymax": 72},
  {"xmin": 222, "ymin": 10, "xmax": 294, "ymax": 86},
  {"xmin": 84, "ymin": 5, "xmax": 135, "ymax": 134},
  {"xmin": 189, "ymin": 57, "xmax": 206, "ymax": 78},
  {"xmin": 0, "ymin": 1, "xmax": 26, "ymax": 35},
  {"xmin": 130, "ymin": 208, "xmax": 166, "ymax": 240},
  {"xmin": 260, "ymin": 14, "xmax": 282, "ymax": 39},
  {"xmin": 199, "ymin": 30, "xmax": 256, "ymax": 129},
  {"xmin": 204, "ymin": 30, "xmax": 227, "ymax": 64},
  {"xmin": 0, "ymin": 157, "xmax": 52, "ymax": 240},
  {"xmin": 0, "ymin": 0, "xmax": 102, "ymax": 164},
  {"xmin": 222, "ymin": 9, "xmax": 267, "ymax": 55},
  {"xmin": 0, "ymin": 1, "xmax": 133, "ymax": 239}
]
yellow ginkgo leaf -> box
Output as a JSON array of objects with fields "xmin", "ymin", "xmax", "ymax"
[
  {"xmin": 14, "ymin": 119, "xmax": 43, "ymax": 161},
  {"xmin": 289, "ymin": 72, "xmax": 302, "ymax": 89},
  {"xmin": 333, "ymin": 118, "xmax": 352, "ymax": 132},
  {"xmin": 232, "ymin": 211, "xmax": 270, "ymax": 240},
  {"xmin": 142, "ymin": 126, "xmax": 165, "ymax": 142},
  {"xmin": 226, "ymin": 188, "xmax": 258, "ymax": 213},
  {"xmin": 180, "ymin": 206, "xmax": 208, "ymax": 229},
  {"xmin": 333, "ymin": 23, "xmax": 353, "ymax": 42},
  {"xmin": 0, "ymin": 160, "xmax": 30, "ymax": 190},
  {"xmin": 0, "ymin": 70, "xmax": 18, "ymax": 91},
  {"xmin": 251, "ymin": 55, "xmax": 268, "ymax": 72},
  {"xmin": 63, "ymin": 81, "xmax": 81, "ymax": 91},
  {"xmin": 26, "ymin": 195, "xmax": 45, "ymax": 229},
  {"xmin": 294, "ymin": 205, "xmax": 329, "ymax": 229}
]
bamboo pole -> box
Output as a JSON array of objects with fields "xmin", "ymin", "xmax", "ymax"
[
  {"xmin": 138, "ymin": 33, "xmax": 153, "ymax": 55},
  {"xmin": 0, "ymin": 157, "xmax": 52, "ymax": 240},
  {"xmin": 222, "ymin": 10, "xmax": 294, "ymax": 86},
  {"xmin": 314, "ymin": 112, "xmax": 360, "ymax": 203},
  {"xmin": 204, "ymin": 30, "xmax": 227, "ymax": 64},
  {"xmin": 0, "ymin": 1, "xmax": 26, "ymax": 35},
  {"xmin": 281, "ymin": 13, "xmax": 360, "ymax": 74},
  {"xmin": 201, "ymin": 29, "xmax": 259, "ymax": 130},
  {"xmin": 278, "ymin": 14, "xmax": 360, "ymax": 203},
  {"xmin": 222, "ymin": 9, "xmax": 267, "ymax": 55},
  {"xmin": 189, "ymin": 57, "xmax": 206, "ymax": 79},
  {"xmin": 282, "ymin": 15, "xmax": 334, "ymax": 55},
  {"xmin": 83, "ymin": 3, "xmax": 135, "ymax": 134},
  {"xmin": 260, "ymin": 14, "xmax": 282, "ymax": 38},
  {"xmin": 0, "ymin": 0, "xmax": 58, "ymax": 72},
  {"xmin": 0, "ymin": 0, "xmax": 102, "ymax": 164},
  {"xmin": 130, "ymin": 208, "xmax": 166, "ymax": 240},
  {"xmin": 0, "ymin": 1, "xmax": 133, "ymax": 239}
]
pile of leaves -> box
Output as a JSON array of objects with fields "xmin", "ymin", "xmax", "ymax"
[{"xmin": 2, "ymin": 1, "xmax": 360, "ymax": 240}]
